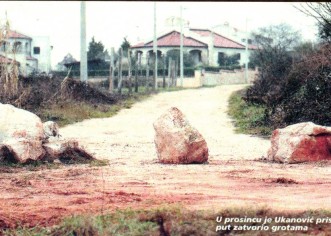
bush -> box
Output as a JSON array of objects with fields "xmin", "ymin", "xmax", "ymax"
[
  {"xmin": 52, "ymin": 67, "xmax": 196, "ymax": 78},
  {"xmin": 204, "ymin": 65, "xmax": 242, "ymax": 72},
  {"xmin": 245, "ymin": 43, "xmax": 331, "ymax": 128}
]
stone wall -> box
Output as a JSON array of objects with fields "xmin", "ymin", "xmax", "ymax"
[
  {"xmin": 174, "ymin": 70, "xmax": 203, "ymax": 88},
  {"xmin": 86, "ymin": 68, "xmax": 258, "ymax": 89},
  {"xmin": 202, "ymin": 68, "xmax": 258, "ymax": 86}
]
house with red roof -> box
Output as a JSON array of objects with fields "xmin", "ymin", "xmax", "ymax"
[
  {"xmin": 131, "ymin": 28, "xmax": 257, "ymax": 67},
  {"xmin": 0, "ymin": 29, "xmax": 52, "ymax": 76}
]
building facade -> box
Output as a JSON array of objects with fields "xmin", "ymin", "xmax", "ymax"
[
  {"xmin": 0, "ymin": 30, "xmax": 52, "ymax": 76},
  {"xmin": 131, "ymin": 27, "xmax": 257, "ymax": 67}
]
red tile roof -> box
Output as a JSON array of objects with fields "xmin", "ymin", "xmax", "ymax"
[
  {"xmin": 6, "ymin": 30, "xmax": 32, "ymax": 40},
  {"xmin": 131, "ymin": 42, "xmax": 145, "ymax": 48},
  {"xmin": 131, "ymin": 31, "xmax": 207, "ymax": 48},
  {"xmin": 191, "ymin": 29, "xmax": 245, "ymax": 49}
]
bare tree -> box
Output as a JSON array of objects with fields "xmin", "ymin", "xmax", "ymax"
[
  {"xmin": 127, "ymin": 49, "xmax": 132, "ymax": 94},
  {"xmin": 162, "ymin": 55, "xmax": 166, "ymax": 88},
  {"xmin": 247, "ymin": 24, "xmax": 301, "ymax": 106},
  {"xmin": 134, "ymin": 52, "xmax": 140, "ymax": 93},
  {"xmin": 295, "ymin": 3, "xmax": 331, "ymax": 42},
  {"xmin": 117, "ymin": 48, "xmax": 123, "ymax": 94},
  {"xmin": 108, "ymin": 48, "xmax": 114, "ymax": 92}
]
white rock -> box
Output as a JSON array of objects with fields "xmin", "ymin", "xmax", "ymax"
[
  {"xmin": 0, "ymin": 103, "xmax": 45, "ymax": 163},
  {"xmin": 153, "ymin": 107, "xmax": 208, "ymax": 164},
  {"xmin": 267, "ymin": 122, "xmax": 331, "ymax": 163}
]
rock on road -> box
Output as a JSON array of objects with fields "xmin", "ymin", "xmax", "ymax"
[{"xmin": 61, "ymin": 85, "xmax": 270, "ymax": 164}]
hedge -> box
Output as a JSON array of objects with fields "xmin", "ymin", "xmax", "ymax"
[{"xmin": 52, "ymin": 67, "xmax": 196, "ymax": 78}]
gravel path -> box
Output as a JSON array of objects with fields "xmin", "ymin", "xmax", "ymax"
[
  {"xmin": 55, "ymin": 86, "xmax": 331, "ymax": 212},
  {"xmin": 61, "ymin": 85, "xmax": 270, "ymax": 163},
  {"xmin": 2, "ymin": 85, "xmax": 331, "ymax": 228}
]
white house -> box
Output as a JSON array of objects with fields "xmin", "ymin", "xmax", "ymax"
[
  {"xmin": 131, "ymin": 26, "xmax": 257, "ymax": 67},
  {"xmin": 0, "ymin": 30, "xmax": 52, "ymax": 76}
]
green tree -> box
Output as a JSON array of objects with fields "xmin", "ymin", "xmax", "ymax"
[
  {"xmin": 218, "ymin": 53, "xmax": 240, "ymax": 66},
  {"xmin": 87, "ymin": 37, "xmax": 107, "ymax": 60},
  {"xmin": 120, "ymin": 37, "xmax": 131, "ymax": 57},
  {"xmin": 165, "ymin": 50, "xmax": 195, "ymax": 68}
]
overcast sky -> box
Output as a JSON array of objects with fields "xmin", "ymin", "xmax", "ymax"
[{"xmin": 0, "ymin": 1, "xmax": 318, "ymax": 68}]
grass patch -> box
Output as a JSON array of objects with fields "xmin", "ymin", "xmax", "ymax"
[
  {"xmin": 36, "ymin": 93, "xmax": 150, "ymax": 127},
  {"xmin": 0, "ymin": 157, "xmax": 109, "ymax": 171},
  {"xmin": 89, "ymin": 159, "xmax": 110, "ymax": 167},
  {"xmin": 3, "ymin": 206, "xmax": 331, "ymax": 235},
  {"xmin": 227, "ymin": 89, "xmax": 272, "ymax": 137},
  {"xmin": 36, "ymin": 85, "xmax": 191, "ymax": 127},
  {"xmin": 0, "ymin": 160, "xmax": 62, "ymax": 172}
]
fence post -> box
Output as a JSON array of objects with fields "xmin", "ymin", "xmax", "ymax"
[
  {"xmin": 168, "ymin": 57, "xmax": 172, "ymax": 88},
  {"xmin": 109, "ymin": 48, "xmax": 113, "ymax": 92},
  {"xmin": 162, "ymin": 55, "xmax": 166, "ymax": 88},
  {"xmin": 117, "ymin": 48, "xmax": 123, "ymax": 94},
  {"xmin": 128, "ymin": 48, "xmax": 132, "ymax": 94},
  {"xmin": 135, "ymin": 52, "xmax": 139, "ymax": 93},
  {"xmin": 173, "ymin": 59, "xmax": 177, "ymax": 87},
  {"xmin": 111, "ymin": 47, "xmax": 115, "ymax": 91}
]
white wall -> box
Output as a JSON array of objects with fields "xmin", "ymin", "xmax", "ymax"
[{"xmin": 31, "ymin": 36, "xmax": 52, "ymax": 73}]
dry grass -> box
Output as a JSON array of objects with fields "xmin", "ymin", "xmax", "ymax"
[
  {"xmin": 0, "ymin": 19, "xmax": 20, "ymax": 99},
  {"xmin": 2, "ymin": 205, "xmax": 331, "ymax": 235}
]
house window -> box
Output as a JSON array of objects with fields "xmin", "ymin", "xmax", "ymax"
[
  {"xmin": 25, "ymin": 43, "xmax": 29, "ymax": 54},
  {"xmin": 1, "ymin": 42, "xmax": 8, "ymax": 52},
  {"xmin": 33, "ymin": 47, "xmax": 40, "ymax": 54},
  {"xmin": 13, "ymin": 42, "xmax": 22, "ymax": 53}
]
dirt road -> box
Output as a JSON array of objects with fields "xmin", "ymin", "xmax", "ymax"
[{"xmin": 1, "ymin": 85, "xmax": 331, "ymax": 228}]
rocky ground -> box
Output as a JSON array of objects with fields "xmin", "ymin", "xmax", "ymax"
[{"xmin": 1, "ymin": 84, "xmax": 331, "ymax": 229}]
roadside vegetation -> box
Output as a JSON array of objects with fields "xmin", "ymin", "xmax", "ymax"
[
  {"xmin": 228, "ymin": 6, "xmax": 331, "ymax": 136},
  {"xmin": 2, "ymin": 205, "xmax": 331, "ymax": 235},
  {"xmin": 227, "ymin": 88, "xmax": 272, "ymax": 137}
]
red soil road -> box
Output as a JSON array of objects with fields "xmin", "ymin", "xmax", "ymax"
[{"xmin": 1, "ymin": 85, "xmax": 331, "ymax": 228}]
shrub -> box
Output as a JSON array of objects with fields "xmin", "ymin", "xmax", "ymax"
[{"xmin": 245, "ymin": 43, "xmax": 331, "ymax": 128}]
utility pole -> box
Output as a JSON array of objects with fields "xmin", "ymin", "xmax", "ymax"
[
  {"xmin": 80, "ymin": 1, "xmax": 88, "ymax": 83},
  {"xmin": 180, "ymin": 5, "xmax": 184, "ymax": 87},
  {"xmin": 153, "ymin": 2, "xmax": 158, "ymax": 91},
  {"xmin": 245, "ymin": 17, "xmax": 248, "ymax": 84}
]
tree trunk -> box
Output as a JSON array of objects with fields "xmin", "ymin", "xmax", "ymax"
[
  {"xmin": 168, "ymin": 57, "xmax": 172, "ymax": 88},
  {"xmin": 108, "ymin": 48, "xmax": 114, "ymax": 92},
  {"xmin": 171, "ymin": 59, "xmax": 176, "ymax": 87},
  {"xmin": 117, "ymin": 48, "xmax": 123, "ymax": 95},
  {"xmin": 128, "ymin": 49, "xmax": 132, "ymax": 94},
  {"xmin": 111, "ymin": 47, "xmax": 115, "ymax": 91},
  {"xmin": 163, "ymin": 55, "xmax": 166, "ymax": 88},
  {"xmin": 135, "ymin": 53, "xmax": 140, "ymax": 93},
  {"xmin": 174, "ymin": 59, "xmax": 178, "ymax": 87}
]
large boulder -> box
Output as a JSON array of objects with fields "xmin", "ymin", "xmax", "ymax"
[
  {"xmin": 0, "ymin": 103, "xmax": 94, "ymax": 164},
  {"xmin": 267, "ymin": 122, "xmax": 331, "ymax": 163},
  {"xmin": 153, "ymin": 107, "xmax": 208, "ymax": 164},
  {"xmin": 0, "ymin": 103, "xmax": 45, "ymax": 163}
]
